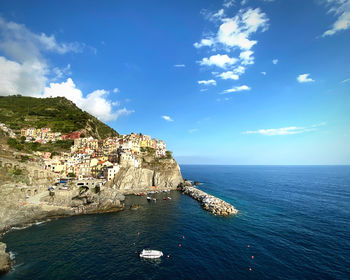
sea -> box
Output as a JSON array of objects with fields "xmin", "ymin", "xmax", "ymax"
[{"xmin": 1, "ymin": 165, "xmax": 350, "ymax": 280}]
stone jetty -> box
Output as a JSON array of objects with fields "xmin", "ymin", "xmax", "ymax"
[{"xmin": 179, "ymin": 181, "xmax": 238, "ymax": 216}]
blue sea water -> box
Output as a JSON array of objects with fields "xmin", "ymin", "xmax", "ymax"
[{"xmin": 1, "ymin": 165, "xmax": 350, "ymax": 280}]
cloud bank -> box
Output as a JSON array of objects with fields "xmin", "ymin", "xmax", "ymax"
[
  {"xmin": 195, "ymin": 5, "xmax": 269, "ymax": 90},
  {"xmin": 243, "ymin": 123, "xmax": 326, "ymax": 136},
  {"xmin": 323, "ymin": 0, "xmax": 350, "ymax": 37},
  {"xmin": 0, "ymin": 16, "xmax": 132, "ymax": 122}
]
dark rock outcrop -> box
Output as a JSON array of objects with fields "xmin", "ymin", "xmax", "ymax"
[{"xmin": 0, "ymin": 242, "xmax": 11, "ymax": 275}]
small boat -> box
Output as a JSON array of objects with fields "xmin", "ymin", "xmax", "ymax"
[
  {"xmin": 163, "ymin": 197, "xmax": 167, "ymax": 200},
  {"xmin": 167, "ymin": 197, "xmax": 172, "ymax": 200},
  {"xmin": 139, "ymin": 249, "xmax": 163, "ymax": 259},
  {"xmin": 152, "ymin": 198, "xmax": 157, "ymax": 201},
  {"xmin": 146, "ymin": 196, "xmax": 151, "ymax": 201}
]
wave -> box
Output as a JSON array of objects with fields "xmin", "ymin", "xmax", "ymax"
[{"xmin": 9, "ymin": 251, "xmax": 16, "ymax": 261}]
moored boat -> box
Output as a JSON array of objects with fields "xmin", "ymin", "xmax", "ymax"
[{"xmin": 139, "ymin": 249, "xmax": 163, "ymax": 259}]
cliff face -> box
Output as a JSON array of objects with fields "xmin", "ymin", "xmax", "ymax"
[
  {"xmin": 0, "ymin": 242, "xmax": 11, "ymax": 275},
  {"xmin": 0, "ymin": 184, "xmax": 125, "ymax": 234},
  {"xmin": 111, "ymin": 158, "xmax": 183, "ymax": 193}
]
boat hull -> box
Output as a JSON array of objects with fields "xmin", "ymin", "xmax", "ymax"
[{"xmin": 139, "ymin": 249, "xmax": 163, "ymax": 259}]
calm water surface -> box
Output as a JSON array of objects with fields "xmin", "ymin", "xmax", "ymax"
[{"xmin": 1, "ymin": 165, "xmax": 350, "ymax": 279}]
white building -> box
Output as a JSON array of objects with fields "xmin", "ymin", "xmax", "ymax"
[
  {"xmin": 156, "ymin": 140, "xmax": 166, "ymax": 157},
  {"xmin": 104, "ymin": 164, "xmax": 120, "ymax": 181}
]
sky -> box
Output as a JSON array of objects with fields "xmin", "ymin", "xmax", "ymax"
[{"xmin": 0, "ymin": 0, "xmax": 349, "ymax": 165}]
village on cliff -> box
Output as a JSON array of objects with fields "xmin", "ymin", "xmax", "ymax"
[{"xmin": 1, "ymin": 122, "xmax": 169, "ymax": 182}]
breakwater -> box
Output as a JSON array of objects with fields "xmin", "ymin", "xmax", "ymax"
[{"xmin": 179, "ymin": 181, "xmax": 238, "ymax": 216}]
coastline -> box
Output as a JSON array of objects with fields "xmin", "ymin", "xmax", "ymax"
[{"xmin": 0, "ymin": 178, "xmax": 238, "ymax": 275}]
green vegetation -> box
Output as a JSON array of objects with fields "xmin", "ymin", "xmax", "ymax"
[
  {"xmin": 7, "ymin": 137, "xmax": 74, "ymax": 153},
  {"xmin": 20, "ymin": 155, "xmax": 30, "ymax": 162},
  {"xmin": 165, "ymin": 151, "xmax": 172, "ymax": 159},
  {"xmin": 12, "ymin": 169, "xmax": 23, "ymax": 176},
  {"xmin": 0, "ymin": 95, "xmax": 118, "ymax": 139},
  {"xmin": 7, "ymin": 138, "xmax": 23, "ymax": 151},
  {"xmin": 141, "ymin": 147, "xmax": 155, "ymax": 154}
]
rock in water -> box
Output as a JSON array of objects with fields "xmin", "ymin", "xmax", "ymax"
[
  {"xmin": 130, "ymin": 204, "xmax": 141, "ymax": 210},
  {"xmin": 0, "ymin": 242, "xmax": 11, "ymax": 275}
]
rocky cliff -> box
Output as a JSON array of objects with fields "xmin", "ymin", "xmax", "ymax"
[
  {"xmin": 111, "ymin": 158, "xmax": 183, "ymax": 193},
  {"xmin": 0, "ymin": 242, "xmax": 11, "ymax": 275}
]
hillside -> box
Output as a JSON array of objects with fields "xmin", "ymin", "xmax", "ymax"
[{"xmin": 0, "ymin": 95, "xmax": 118, "ymax": 139}]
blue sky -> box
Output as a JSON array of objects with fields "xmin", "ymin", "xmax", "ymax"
[{"xmin": 0, "ymin": 0, "xmax": 349, "ymax": 164}]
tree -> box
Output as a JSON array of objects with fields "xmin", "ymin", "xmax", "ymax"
[
  {"xmin": 20, "ymin": 136, "xmax": 26, "ymax": 143},
  {"xmin": 68, "ymin": 172, "xmax": 76, "ymax": 178},
  {"xmin": 165, "ymin": 151, "xmax": 172, "ymax": 159}
]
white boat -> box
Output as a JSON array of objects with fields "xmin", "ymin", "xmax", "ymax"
[
  {"xmin": 146, "ymin": 196, "xmax": 151, "ymax": 201},
  {"xmin": 139, "ymin": 249, "xmax": 163, "ymax": 259}
]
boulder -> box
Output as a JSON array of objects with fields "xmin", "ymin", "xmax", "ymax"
[{"xmin": 0, "ymin": 242, "xmax": 11, "ymax": 275}]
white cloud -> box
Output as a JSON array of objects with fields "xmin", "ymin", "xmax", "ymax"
[
  {"xmin": 200, "ymin": 88, "xmax": 208, "ymax": 92},
  {"xmin": 322, "ymin": 0, "xmax": 350, "ymax": 37},
  {"xmin": 341, "ymin": 77, "xmax": 350, "ymax": 83},
  {"xmin": 223, "ymin": 0, "xmax": 235, "ymax": 8},
  {"xmin": 272, "ymin": 59, "xmax": 278, "ymax": 64},
  {"xmin": 222, "ymin": 85, "xmax": 250, "ymax": 93},
  {"xmin": 52, "ymin": 64, "xmax": 71, "ymax": 80},
  {"xmin": 261, "ymin": 71, "xmax": 266, "ymax": 75},
  {"xmin": 297, "ymin": 73, "xmax": 315, "ymax": 83},
  {"xmin": 0, "ymin": 17, "xmax": 83, "ymax": 63},
  {"xmin": 216, "ymin": 71, "xmax": 239, "ymax": 80},
  {"xmin": 199, "ymin": 54, "xmax": 238, "ymax": 68},
  {"xmin": 195, "ymin": 8, "xmax": 268, "ymax": 51},
  {"xmin": 217, "ymin": 8, "xmax": 269, "ymax": 50},
  {"xmin": 239, "ymin": 50, "xmax": 254, "ymax": 65},
  {"xmin": 243, "ymin": 123, "xmax": 326, "ymax": 136},
  {"xmin": 198, "ymin": 79, "xmax": 217, "ymax": 86},
  {"xmin": 201, "ymin": 8, "xmax": 226, "ymax": 22},
  {"xmin": 162, "ymin": 115, "xmax": 174, "ymax": 122},
  {"xmin": 174, "ymin": 64, "xmax": 186, "ymax": 67},
  {"xmin": 114, "ymin": 108, "xmax": 134, "ymax": 120},
  {"xmin": 195, "ymin": 8, "xmax": 268, "ymax": 79},
  {"xmin": 233, "ymin": 65, "xmax": 246, "ymax": 74},
  {"xmin": 0, "ymin": 16, "xmax": 80, "ymax": 97},
  {"xmin": 0, "ymin": 56, "xmax": 46, "ymax": 97},
  {"xmin": 43, "ymin": 78, "xmax": 132, "ymax": 122},
  {"xmin": 0, "ymin": 17, "xmax": 132, "ymax": 123},
  {"xmin": 113, "ymin": 88, "xmax": 119, "ymax": 93},
  {"xmin": 212, "ymin": 9, "xmax": 225, "ymax": 20},
  {"xmin": 193, "ymin": 39, "xmax": 214, "ymax": 48}
]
